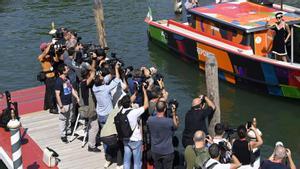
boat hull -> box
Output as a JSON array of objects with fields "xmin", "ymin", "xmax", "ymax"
[{"xmin": 147, "ymin": 22, "xmax": 300, "ymax": 99}]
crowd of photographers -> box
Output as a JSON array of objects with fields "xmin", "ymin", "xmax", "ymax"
[{"xmin": 35, "ymin": 28, "xmax": 297, "ymax": 169}]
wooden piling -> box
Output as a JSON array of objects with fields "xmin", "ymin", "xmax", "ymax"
[
  {"xmin": 93, "ymin": 0, "xmax": 107, "ymax": 48},
  {"xmin": 205, "ymin": 53, "xmax": 221, "ymax": 136}
]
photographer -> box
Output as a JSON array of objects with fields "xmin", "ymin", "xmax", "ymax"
[
  {"xmin": 184, "ymin": 130, "xmax": 210, "ymax": 169},
  {"xmin": 147, "ymin": 98, "xmax": 179, "ymax": 169},
  {"xmin": 37, "ymin": 42, "xmax": 59, "ymax": 114},
  {"xmin": 78, "ymin": 53, "xmax": 100, "ymax": 152},
  {"xmin": 232, "ymin": 123, "xmax": 263, "ymax": 168},
  {"xmin": 204, "ymin": 143, "xmax": 241, "ymax": 169},
  {"xmin": 260, "ymin": 142, "xmax": 296, "ymax": 169},
  {"xmin": 118, "ymin": 83, "xmax": 149, "ymax": 169},
  {"xmin": 93, "ymin": 61, "xmax": 121, "ymax": 127},
  {"xmin": 213, "ymin": 123, "xmax": 232, "ymax": 149},
  {"xmin": 182, "ymin": 95, "xmax": 216, "ymax": 148}
]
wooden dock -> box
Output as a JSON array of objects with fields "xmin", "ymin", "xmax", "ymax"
[
  {"xmin": 21, "ymin": 110, "xmax": 117, "ymax": 169},
  {"xmin": 0, "ymin": 86, "xmax": 118, "ymax": 169}
]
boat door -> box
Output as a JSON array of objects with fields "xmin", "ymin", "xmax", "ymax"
[{"xmin": 290, "ymin": 24, "xmax": 300, "ymax": 63}]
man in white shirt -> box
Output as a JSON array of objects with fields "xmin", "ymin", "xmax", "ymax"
[
  {"xmin": 118, "ymin": 84, "xmax": 149, "ymax": 169},
  {"xmin": 205, "ymin": 143, "xmax": 241, "ymax": 169}
]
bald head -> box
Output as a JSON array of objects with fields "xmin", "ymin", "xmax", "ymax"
[
  {"xmin": 193, "ymin": 130, "xmax": 206, "ymax": 142},
  {"xmin": 192, "ymin": 98, "xmax": 201, "ymax": 107},
  {"xmin": 274, "ymin": 146, "xmax": 287, "ymax": 160}
]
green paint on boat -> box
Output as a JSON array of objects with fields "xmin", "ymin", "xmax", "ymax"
[
  {"xmin": 149, "ymin": 25, "xmax": 167, "ymax": 44},
  {"xmin": 281, "ymin": 85, "xmax": 300, "ymax": 98}
]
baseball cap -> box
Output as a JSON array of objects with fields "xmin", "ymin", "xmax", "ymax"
[{"xmin": 40, "ymin": 42, "xmax": 48, "ymax": 51}]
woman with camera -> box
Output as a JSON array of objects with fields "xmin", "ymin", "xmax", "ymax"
[{"xmin": 232, "ymin": 121, "xmax": 263, "ymax": 169}]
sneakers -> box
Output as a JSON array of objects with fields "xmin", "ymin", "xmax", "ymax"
[
  {"xmin": 104, "ymin": 160, "xmax": 112, "ymax": 168},
  {"xmin": 49, "ymin": 108, "xmax": 58, "ymax": 114},
  {"xmin": 61, "ymin": 136, "xmax": 68, "ymax": 143},
  {"xmin": 66, "ymin": 129, "xmax": 72, "ymax": 135},
  {"xmin": 88, "ymin": 146, "xmax": 101, "ymax": 152},
  {"xmin": 116, "ymin": 165, "xmax": 123, "ymax": 169}
]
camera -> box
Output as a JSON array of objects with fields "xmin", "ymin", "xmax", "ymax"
[
  {"xmin": 246, "ymin": 121, "xmax": 252, "ymax": 129},
  {"xmin": 218, "ymin": 141, "xmax": 232, "ymax": 164},
  {"xmin": 200, "ymin": 95, "xmax": 206, "ymax": 105},
  {"xmin": 153, "ymin": 73, "xmax": 164, "ymax": 86},
  {"xmin": 165, "ymin": 99, "xmax": 179, "ymax": 118}
]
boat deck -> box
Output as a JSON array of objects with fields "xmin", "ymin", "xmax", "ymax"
[{"xmin": 21, "ymin": 110, "xmax": 115, "ymax": 169}]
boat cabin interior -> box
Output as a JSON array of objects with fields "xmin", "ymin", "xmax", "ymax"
[{"xmin": 188, "ymin": 1, "xmax": 300, "ymax": 64}]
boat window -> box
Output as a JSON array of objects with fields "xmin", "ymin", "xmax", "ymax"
[{"xmin": 195, "ymin": 16, "xmax": 250, "ymax": 46}]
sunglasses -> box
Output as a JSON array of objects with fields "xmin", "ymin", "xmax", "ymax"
[{"xmin": 276, "ymin": 16, "xmax": 283, "ymax": 19}]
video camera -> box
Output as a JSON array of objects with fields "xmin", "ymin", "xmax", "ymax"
[{"xmin": 75, "ymin": 43, "xmax": 109, "ymax": 64}]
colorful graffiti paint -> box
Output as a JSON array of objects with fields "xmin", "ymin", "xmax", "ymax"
[{"xmin": 147, "ymin": 23, "xmax": 300, "ymax": 99}]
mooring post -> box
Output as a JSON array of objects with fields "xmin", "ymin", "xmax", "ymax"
[
  {"xmin": 205, "ymin": 53, "xmax": 221, "ymax": 136},
  {"xmin": 173, "ymin": 0, "xmax": 182, "ymax": 14},
  {"xmin": 93, "ymin": 0, "xmax": 107, "ymax": 48},
  {"xmin": 7, "ymin": 109, "xmax": 23, "ymax": 169}
]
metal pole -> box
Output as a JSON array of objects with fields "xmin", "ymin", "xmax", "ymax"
[
  {"xmin": 205, "ymin": 53, "xmax": 221, "ymax": 136},
  {"xmin": 281, "ymin": 0, "xmax": 283, "ymax": 11},
  {"xmin": 7, "ymin": 109, "xmax": 23, "ymax": 169},
  {"xmin": 291, "ymin": 26, "xmax": 294, "ymax": 63}
]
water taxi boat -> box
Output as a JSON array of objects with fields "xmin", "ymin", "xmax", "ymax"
[{"xmin": 145, "ymin": 1, "xmax": 300, "ymax": 99}]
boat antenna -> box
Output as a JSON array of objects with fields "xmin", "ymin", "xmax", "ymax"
[{"xmin": 49, "ymin": 21, "xmax": 57, "ymax": 35}]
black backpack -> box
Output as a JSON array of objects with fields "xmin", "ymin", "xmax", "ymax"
[{"xmin": 114, "ymin": 109, "xmax": 135, "ymax": 140}]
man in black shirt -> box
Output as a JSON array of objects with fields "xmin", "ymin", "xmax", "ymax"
[
  {"xmin": 55, "ymin": 64, "xmax": 80, "ymax": 143},
  {"xmin": 182, "ymin": 95, "xmax": 215, "ymax": 148},
  {"xmin": 260, "ymin": 143, "xmax": 296, "ymax": 169}
]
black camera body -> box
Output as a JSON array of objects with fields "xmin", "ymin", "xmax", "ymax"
[
  {"xmin": 218, "ymin": 141, "xmax": 232, "ymax": 164},
  {"xmin": 153, "ymin": 73, "xmax": 164, "ymax": 86},
  {"xmin": 165, "ymin": 99, "xmax": 179, "ymax": 118},
  {"xmin": 246, "ymin": 121, "xmax": 252, "ymax": 129}
]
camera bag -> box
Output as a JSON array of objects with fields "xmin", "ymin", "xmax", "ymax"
[
  {"xmin": 100, "ymin": 134, "xmax": 118, "ymax": 146},
  {"xmin": 37, "ymin": 71, "xmax": 46, "ymax": 82},
  {"xmin": 43, "ymin": 147, "xmax": 59, "ymax": 167},
  {"xmin": 78, "ymin": 85, "xmax": 96, "ymax": 119}
]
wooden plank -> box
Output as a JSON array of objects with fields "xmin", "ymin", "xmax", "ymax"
[{"xmin": 21, "ymin": 110, "xmax": 117, "ymax": 169}]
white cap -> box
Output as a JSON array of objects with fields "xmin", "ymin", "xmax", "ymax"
[{"xmin": 275, "ymin": 141, "xmax": 284, "ymax": 147}]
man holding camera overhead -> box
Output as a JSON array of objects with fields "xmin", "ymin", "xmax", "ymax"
[
  {"xmin": 182, "ymin": 95, "xmax": 216, "ymax": 148},
  {"xmin": 147, "ymin": 98, "xmax": 179, "ymax": 169}
]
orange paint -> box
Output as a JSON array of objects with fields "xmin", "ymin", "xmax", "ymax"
[
  {"xmin": 197, "ymin": 42, "xmax": 236, "ymax": 84},
  {"xmin": 253, "ymin": 29, "xmax": 274, "ymax": 56}
]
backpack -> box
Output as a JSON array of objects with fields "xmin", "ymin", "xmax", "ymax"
[{"xmin": 114, "ymin": 109, "xmax": 135, "ymax": 140}]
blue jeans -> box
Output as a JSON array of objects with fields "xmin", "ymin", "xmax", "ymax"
[
  {"xmin": 98, "ymin": 114, "xmax": 108, "ymax": 128},
  {"xmin": 123, "ymin": 140, "xmax": 142, "ymax": 169},
  {"xmin": 98, "ymin": 115, "xmax": 109, "ymax": 159}
]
